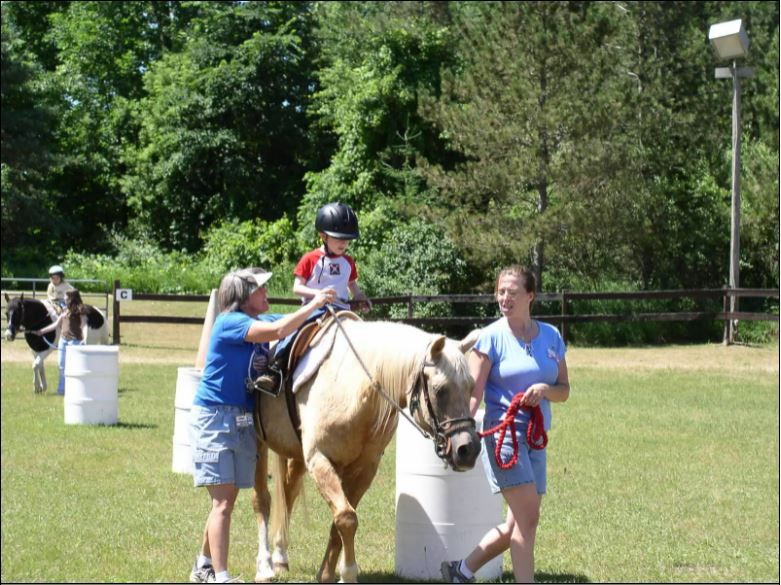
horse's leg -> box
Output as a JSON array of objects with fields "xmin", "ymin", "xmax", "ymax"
[
  {"xmin": 252, "ymin": 442, "xmax": 275, "ymax": 583},
  {"xmin": 32, "ymin": 352, "xmax": 46, "ymax": 393},
  {"xmin": 307, "ymin": 450, "xmax": 360, "ymax": 584},
  {"xmin": 319, "ymin": 457, "xmax": 384, "ymax": 583},
  {"xmin": 271, "ymin": 457, "xmax": 306, "ymax": 573}
]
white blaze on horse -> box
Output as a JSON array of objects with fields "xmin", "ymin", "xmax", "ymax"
[
  {"xmin": 4, "ymin": 294, "xmax": 109, "ymax": 393},
  {"xmin": 252, "ymin": 318, "xmax": 481, "ymax": 583}
]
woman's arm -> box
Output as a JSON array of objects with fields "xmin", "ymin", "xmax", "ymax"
[
  {"xmin": 35, "ymin": 313, "xmax": 64, "ymax": 335},
  {"xmin": 245, "ymin": 288, "xmax": 335, "ymax": 343},
  {"xmin": 521, "ymin": 358, "xmax": 570, "ymax": 408},
  {"xmin": 468, "ymin": 349, "xmax": 492, "ymax": 417}
]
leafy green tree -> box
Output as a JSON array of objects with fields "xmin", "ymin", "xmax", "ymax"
[
  {"xmin": 124, "ymin": 1, "xmax": 318, "ymax": 250},
  {"xmin": 1, "ymin": 18, "xmax": 60, "ymax": 271},
  {"xmin": 421, "ymin": 1, "xmax": 637, "ymax": 290},
  {"xmin": 300, "ymin": 1, "xmax": 458, "ymax": 245},
  {"xmin": 44, "ymin": 1, "xmax": 195, "ymax": 251}
]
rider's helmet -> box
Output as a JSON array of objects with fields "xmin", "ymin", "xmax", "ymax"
[
  {"xmin": 48, "ymin": 265, "xmax": 65, "ymax": 277},
  {"xmin": 315, "ymin": 202, "xmax": 359, "ymax": 240}
]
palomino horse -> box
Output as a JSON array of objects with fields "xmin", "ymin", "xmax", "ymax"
[
  {"xmin": 4, "ymin": 294, "xmax": 109, "ymax": 393},
  {"xmin": 252, "ymin": 319, "xmax": 481, "ymax": 583}
]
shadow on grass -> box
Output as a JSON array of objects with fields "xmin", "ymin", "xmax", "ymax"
[
  {"xmin": 351, "ymin": 570, "xmax": 592, "ymax": 583},
  {"xmin": 109, "ymin": 421, "xmax": 158, "ymax": 430}
]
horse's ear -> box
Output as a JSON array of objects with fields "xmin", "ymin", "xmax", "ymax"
[
  {"xmin": 458, "ymin": 328, "xmax": 482, "ymax": 354},
  {"xmin": 428, "ymin": 335, "xmax": 447, "ymax": 360},
  {"xmin": 3, "ymin": 293, "xmax": 9, "ymax": 302},
  {"xmin": 20, "ymin": 292, "xmax": 24, "ymax": 300}
]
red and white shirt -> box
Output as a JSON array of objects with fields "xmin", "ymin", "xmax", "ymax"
[{"xmin": 294, "ymin": 247, "xmax": 358, "ymax": 307}]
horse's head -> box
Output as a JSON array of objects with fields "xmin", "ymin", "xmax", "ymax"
[
  {"xmin": 410, "ymin": 335, "xmax": 481, "ymax": 472},
  {"xmin": 4, "ymin": 293, "xmax": 24, "ymax": 341}
]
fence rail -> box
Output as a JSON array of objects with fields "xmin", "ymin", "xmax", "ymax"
[{"xmin": 107, "ymin": 281, "xmax": 778, "ymax": 345}]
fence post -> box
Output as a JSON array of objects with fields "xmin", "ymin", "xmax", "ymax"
[
  {"xmin": 112, "ymin": 280, "xmax": 121, "ymax": 345},
  {"xmin": 722, "ymin": 285, "xmax": 730, "ymax": 345},
  {"xmin": 560, "ymin": 291, "xmax": 568, "ymax": 343},
  {"xmin": 407, "ymin": 293, "xmax": 414, "ymax": 320}
]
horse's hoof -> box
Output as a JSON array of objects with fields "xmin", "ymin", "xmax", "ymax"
[
  {"xmin": 272, "ymin": 562, "xmax": 289, "ymax": 573},
  {"xmin": 254, "ymin": 569, "xmax": 276, "ymax": 583}
]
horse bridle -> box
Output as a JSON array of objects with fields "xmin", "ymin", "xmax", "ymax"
[
  {"xmin": 6, "ymin": 300, "xmax": 55, "ymax": 342},
  {"xmin": 325, "ymin": 305, "xmax": 475, "ymax": 464},
  {"xmin": 409, "ymin": 359, "xmax": 476, "ymax": 460}
]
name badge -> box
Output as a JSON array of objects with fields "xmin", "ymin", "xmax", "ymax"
[{"xmin": 236, "ymin": 413, "xmax": 253, "ymax": 428}]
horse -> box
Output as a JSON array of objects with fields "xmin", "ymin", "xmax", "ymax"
[
  {"xmin": 4, "ymin": 294, "xmax": 110, "ymax": 393},
  {"xmin": 251, "ymin": 319, "xmax": 481, "ymax": 583}
]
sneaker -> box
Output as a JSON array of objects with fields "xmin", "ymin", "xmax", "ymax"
[
  {"xmin": 189, "ymin": 562, "xmax": 215, "ymax": 583},
  {"xmin": 441, "ymin": 560, "xmax": 475, "ymax": 583},
  {"xmin": 253, "ymin": 370, "xmax": 282, "ymax": 397},
  {"xmin": 206, "ymin": 573, "xmax": 242, "ymax": 583}
]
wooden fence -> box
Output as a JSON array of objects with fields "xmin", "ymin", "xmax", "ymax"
[{"xmin": 110, "ymin": 280, "xmax": 778, "ymax": 345}]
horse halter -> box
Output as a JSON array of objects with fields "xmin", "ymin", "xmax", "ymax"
[
  {"xmin": 409, "ymin": 358, "xmax": 476, "ymax": 461},
  {"xmin": 324, "ymin": 305, "xmax": 474, "ymax": 464}
]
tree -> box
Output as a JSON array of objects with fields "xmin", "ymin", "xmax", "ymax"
[
  {"xmin": 421, "ymin": 1, "xmax": 638, "ymax": 290},
  {"xmin": 123, "ymin": 1, "xmax": 319, "ymax": 250},
  {"xmin": 1, "ymin": 17, "xmax": 60, "ymax": 270},
  {"xmin": 300, "ymin": 2, "xmax": 459, "ymax": 246}
]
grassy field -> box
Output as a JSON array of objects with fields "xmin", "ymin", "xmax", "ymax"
[{"xmin": 1, "ymin": 332, "xmax": 778, "ymax": 582}]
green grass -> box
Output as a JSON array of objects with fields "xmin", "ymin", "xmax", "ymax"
[{"xmin": 1, "ymin": 351, "xmax": 778, "ymax": 582}]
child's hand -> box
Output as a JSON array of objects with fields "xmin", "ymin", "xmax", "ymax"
[{"xmin": 350, "ymin": 298, "xmax": 372, "ymax": 312}]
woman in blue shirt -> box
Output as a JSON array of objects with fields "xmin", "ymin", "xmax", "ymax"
[
  {"xmin": 442, "ymin": 265, "xmax": 570, "ymax": 584},
  {"xmin": 189, "ymin": 268, "xmax": 335, "ymax": 584}
]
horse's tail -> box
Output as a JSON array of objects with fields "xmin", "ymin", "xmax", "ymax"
[{"xmin": 270, "ymin": 452, "xmax": 291, "ymax": 563}]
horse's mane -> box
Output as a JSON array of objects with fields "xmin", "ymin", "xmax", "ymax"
[{"xmin": 340, "ymin": 320, "xmax": 471, "ymax": 436}]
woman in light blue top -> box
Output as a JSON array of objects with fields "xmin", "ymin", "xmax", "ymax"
[
  {"xmin": 188, "ymin": 268, "xmax": 335, "ymax": 584},
  {"xmin": 442, "ymin": 265, "xmax": 570, "ymax": 584}
]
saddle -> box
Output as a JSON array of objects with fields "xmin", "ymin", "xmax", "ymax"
[{"xmin": 259, "ymin": 310, "xmax": 361, "ymax": 442}]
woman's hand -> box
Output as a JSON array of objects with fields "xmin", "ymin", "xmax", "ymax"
[
  {"xmin": 521, "ymin": 383, "xmax": 549, "ymax": 407},
  {"xmin": 312, "ymin": 287, "xmax": 336, "ymax": 308},
  {"xmin": 32, "ymin": 330, "xmax": 42, "ymax": 336}
]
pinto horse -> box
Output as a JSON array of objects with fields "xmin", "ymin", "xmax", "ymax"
[
  {"xmin": 252, "ymin": 319, "xmax": 481, "ymax": 583},
  {"xmin": 4, "ymin": 294, "xmax": 109, "ymax": 393}
]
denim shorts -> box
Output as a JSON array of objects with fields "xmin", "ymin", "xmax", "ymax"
[
  {"xmin": 189, "ymin": 404, "xmax": 258, "ymax": 489},
  {"xmin": 480, "ymin": 418, "xmax": 547, "ymax": 495}
]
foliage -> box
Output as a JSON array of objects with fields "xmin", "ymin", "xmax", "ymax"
[
  {"xmin": 0, "ymin": 17, "xmax": 61, "ymax": 263},
  {"xmin": 1, "ymin": 1, "xmax": 778, "ymax": 345},
  {"xmin": 63, "ymin": 233, "xmax": 221, "ymax": 294},
  {"xmin": 360, "ymin": 218, "xmax": 467, "ymax": 319},
  {"xmin": 123, "ymin": 2, "xmax": 318, "ymax": 251},
  {"xmin": 201, "ymin": 217, "xmax": 303, "ymax": 274}
]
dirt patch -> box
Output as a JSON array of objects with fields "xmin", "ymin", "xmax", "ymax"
[{"xmin": 3, "ymin": 338, "xmax": 777, "ymax": 373}]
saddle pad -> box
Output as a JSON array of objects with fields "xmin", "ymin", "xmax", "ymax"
[{"xmin": 291, "ymin": 324, "xmax": 338, "ymax": 394}]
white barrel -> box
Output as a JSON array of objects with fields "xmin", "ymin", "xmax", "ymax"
[
  {"xmin": 172, "ymin": 367, "xmax": 202, "ymax": 474},
  {"xmin": 64, "ymin": 346, "xmax": 119, "ymax": 425},
  {"xmin": 395, "ymin": 410, "xmax": 503, "ymax": 580}
]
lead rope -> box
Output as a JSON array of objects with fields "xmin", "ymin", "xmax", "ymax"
[
  {"xmin": 478, "ymin": 391, "xmax": 547, "ymax": 470},
  {"xmin": 324, "ymin": 305, "xmax": 434, "ymax": 443}
]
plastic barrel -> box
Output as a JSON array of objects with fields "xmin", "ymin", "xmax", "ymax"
[
  {"xmin": 172, "ymin": 367, "xmax": 201, "ymax": 474},
  {"xmin": 64, "ymin": 346, "xmax": 119, "ymax": 425},
  {"xmin": 395, "ymin": 409, "xmax": 503, "ymax": 580}
]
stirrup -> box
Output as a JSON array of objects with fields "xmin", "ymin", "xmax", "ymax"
[{"xmin": 253, "ymin": 368, "xmax": 284, "ymax": 398}]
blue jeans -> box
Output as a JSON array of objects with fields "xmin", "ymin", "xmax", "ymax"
[{"xmin": 57, "ymin": 338, "xmax": 85, "ymax": 395}]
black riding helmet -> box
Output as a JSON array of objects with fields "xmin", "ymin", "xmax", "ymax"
[{"xmin": 315, "ymin": 202, "xmax": 359, "ymax": 240}]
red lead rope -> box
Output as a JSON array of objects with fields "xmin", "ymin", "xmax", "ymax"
[{"xmin": 478, "ymin": 392, "xmax": 548, "ymax": 470}]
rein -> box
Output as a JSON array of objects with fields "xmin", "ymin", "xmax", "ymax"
[
  {"xmin": 325, "ymin": 305, "xmax": 473, "ymax": 462},
  {"xmin": 478, "ymin": 391, "xmax": 548, "ymax": 470}
]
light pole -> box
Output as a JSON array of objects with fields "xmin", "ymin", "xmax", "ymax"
[{"xmin": 708, "ymin": 19, "xmax": 753, "ymax": 345}]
